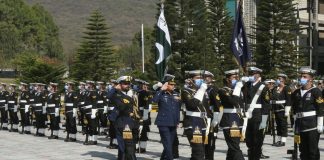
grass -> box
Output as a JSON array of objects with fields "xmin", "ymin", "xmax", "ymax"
[{"xmin": 0, "ymin": 78, "xmax": 17, "ymax": 84}]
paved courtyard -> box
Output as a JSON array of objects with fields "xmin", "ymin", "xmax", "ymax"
[{"xmin": 0, "ymin": 112, "xmax": 324, "ymax": 159}]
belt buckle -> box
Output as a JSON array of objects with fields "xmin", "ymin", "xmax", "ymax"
[{"xmin": 200, "ymin": 112, "xmax": 206, "ymax": 118}]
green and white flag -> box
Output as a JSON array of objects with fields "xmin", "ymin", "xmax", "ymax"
[{"xmin": 155, "ymin": 4, "xmax": 171, "ymax": 81}]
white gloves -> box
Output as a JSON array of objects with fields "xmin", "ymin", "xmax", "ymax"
[
  {"xmin": 153, "ymin": 82, "xmax": 163, "ymax": 91},
  {"xmin": 25, "ymin": 105, "xmax": 29, "ymax": 113},
  {"xmin": 14, "ymin": 105, "xmax": 18, "ymax": 112},
  {"xmin": 148, "ymin": 104, "xmax": 152, "ymax": 112},
  {"xmin": 246, "ymin": 108, "xmax": 253, "ymax": 119},
  {"xmin": 241, "ymin": 76, "xmax": 249, "ymax": 82},
  {"xmin": 194, "ymin": 83, "xmax": 207, "ymax": 102},
  {"xmin": 259, "ymin": 115, "xmax": 268, "ymax": 130},
  {"xmin": 241, "ymin": 117, "xmax": 248, "ymax": 137},
  {"xmin": 284, "ymin": 106, "xmax": 291, "ymax": 117},
  {"xmin": 104, "ymin": 106, "xmax": 108, "ymax": 114},
  {"xmin": 317, "ymin": 117, "xmax": 323, "ymax": 133},
  {"xmin": 42, "ymin": 106, "xmax": 47, "ymax": 114},
  {"xmin": 143, "ymin": 109, "xmax": 149, "ymax": 120},
  {"xmin": 4, "ymin": 104, "xmax": 8, "ymax": 111},
  {"xmin": 73, "ymin": 108, "xmax": 77, "ymax": 117},
  {"xmin": 212, "ymin": 112, "xmax": 219, "ymax": 127},
  {"xmin": 55, "ymin": 108, "xmax": 59, "ymax": 117},
  {"xmin": 91, "ymin": 109, "xmax": 97, "ymax": 119},
  {"xmin": 233, "ymin": 81, "xmax": 243, "ymax": 97}
]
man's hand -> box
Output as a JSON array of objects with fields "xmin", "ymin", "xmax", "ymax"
[
  {"xmin": 115, "ymin": 84, "xmax": 121, "ymax": 90},
  {"xmin": 161, "ymin": 82, "xmax": 168, "ymax": 91}
]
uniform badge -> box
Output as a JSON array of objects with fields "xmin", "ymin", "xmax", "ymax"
[
  {"xmin": 316, "ymin": 97, "xmax": 323, "ymax": 104},
  {"xmin": 191, "ymin": 126, "xmax": 203, "ymax": 144},
  {"xmin": 122, "ymin": 124, "xmax": 133, "ymax": 140},
  {"xmin": 230, "ymin": 121, "xmax": 241, "ymax": 138},
  {"xmin": 123, "ymin": 99, "xmax": 130, "ymax": 104}
]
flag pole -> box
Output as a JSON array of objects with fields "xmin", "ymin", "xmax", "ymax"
[{"xmin": 142, "ymin": 24, "xmax": 145, "ymax": 73}]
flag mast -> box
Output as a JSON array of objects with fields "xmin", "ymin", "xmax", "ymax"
[{"xmin": 142, "ymin": 24, "xmax": 145, "ymax": 73}]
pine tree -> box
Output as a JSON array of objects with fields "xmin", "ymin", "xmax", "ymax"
[
  {"xmin": 254, "ymin": 0, "xmax": 304, "ymax": 79},
  {"xmin": 70, "ymin": 10, "xmax": 115, "ymax": 81},
  {"xmin": 207, "ymin": 0, "xmax": 236, "ymax": 74}
]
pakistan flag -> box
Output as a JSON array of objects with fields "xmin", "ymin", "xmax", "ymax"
[{"xmin": 155, "ymin": 4, "xmax": 171, "ymax": 82}]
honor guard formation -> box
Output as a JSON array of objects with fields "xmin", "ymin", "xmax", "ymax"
[{"xmin": 0, "ymin": 66, "xmax": 323, "ymax": 160}]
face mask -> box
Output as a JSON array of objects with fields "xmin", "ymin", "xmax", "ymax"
[
  {"xmin": 64, "ymin": 85, "xmax": 69, "ymax": 90},
  {"xmin": 133, "ymin": 85, "xmax": 139, "ymax": 91},
  {"xmin": 47, "ymin": 87, "xmax": 51, "ymax": 92},
  {"xmin": 85, "ymin": 85, "xmax": 89, "ymax": 90},
  {"xmin": 95, "ymin": 85, "xmax": 100, "ymax": 90},
  {"xmin": 248, "ymin": 76, "xmax": 255, "ymax": 82},
  {"xmin": 8, "ymin": 87, "xmax": 13, "ymax": 91},
  {"xmin": 108, "ymin": 85, "xmax": 112, "ymax": 90},
  {"xmin": 231, "ymin": 79, "xmax": 237, "ymax": 88},
  {"xmin": 275, "ymin": 79, "xmax": 281, "ymax": 85},
  {"xmin": 0, "ymin": 86, "xmax": 3, "ymax": 90},
  {"xmin": 19, "ymin": 86, "xmax": 23, "ymax": 90},
  {"xmin": 194, "ymin": 79, "xmax": 204, "ymax": 87},
  {"xmin": 299, "ymin": 78, "xmax": 308, "ymax": 86},
  {"xmin": 29, "ymin": 86, "xmax": 33, "ymax": 90},
  {"xmin": 34, "ymin": 86, "xmax": 38, "ymax": 90}
]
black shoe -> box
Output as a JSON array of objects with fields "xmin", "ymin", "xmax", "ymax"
[
  {"xmin": 3, "ymin": 127, "xmax": 9, "ymax": 131},
  {"xmin": 70, "ymin": 138, "xmax": 77, "ymax": 142},
  {"xmin": 260, "ymin": 153, "xmax": 270, "ymax": 159},
  {"xmin": 173, "ymin": 154, "xmax": 179, "ymax": 158},
  {"xmin": 136, "ymin": 148, "xmax": 146, "ymax": 153},
  {"xmin": 38, "ymin": 133, "xmax": 45, "ymax": 137},
  {"xmin": 273, "ymin": 141, "xmax": 285, "ymax": 147},
  {"xmin": 24, "ymin": 131, "xmax": 31, "ymax": 134},
  {"xmin": 84, "ymin": 141, "xmax": 97, "ymax": 145},
  {"xmin": 65, "ymin": 138, "xmax": 77, "ymax": 142},
  {"xmin": 48, "ymin": 135, "xmax": 58, "ymax": 139},
  {"xmin": 100, "ymin": 132, "xmax": 108, "ymax": 136},
  {"xmin": 12, "ymin": 129, "xmax": 18, "ymax": 132},
  {"xmin": 272, "ymin": 141, "xmax": 281, "ymax": 146},
  {"xmin": 107, "ymin": 144, "xmax": 118, "ymax": 149}
]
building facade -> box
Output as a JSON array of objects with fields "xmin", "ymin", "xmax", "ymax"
[{"xmin": 296, "ymin": 0, "xmax": 324, "ymax": 76}]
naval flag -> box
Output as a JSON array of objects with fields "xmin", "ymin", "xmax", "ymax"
[{"xmin": 230, "ymin": 2, "xmax": 251, "ymax": 67}]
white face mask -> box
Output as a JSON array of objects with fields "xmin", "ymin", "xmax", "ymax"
[
  {"xmin": 8, "ymin": 87, "xmax": 13, "ymax": 91},
  {"xmin": 0, "ymin": 86, "xmax": 3, "ymax": 90},
  {"xmin": 85, "ymin": 85, "xmax": 89, "ymax": 90},
  {"xmin": 96, "ymin": 85, "xmax": 100, "ymax": 90},
  {"xmin": 47, "ymin": 87, "xmax": 52, "ymax": 92},
  {"xmin": 64, "ymin": 85, "xmax": 69, "ymax": 90}
]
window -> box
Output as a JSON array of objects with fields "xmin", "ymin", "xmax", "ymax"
[
  {"xmin": 319, "ymin": 0, "xmax": 324, "ymax": 14},
  {"xmin": 319, "ymin": 31, "xmax": 324, "ymax": 46}
]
